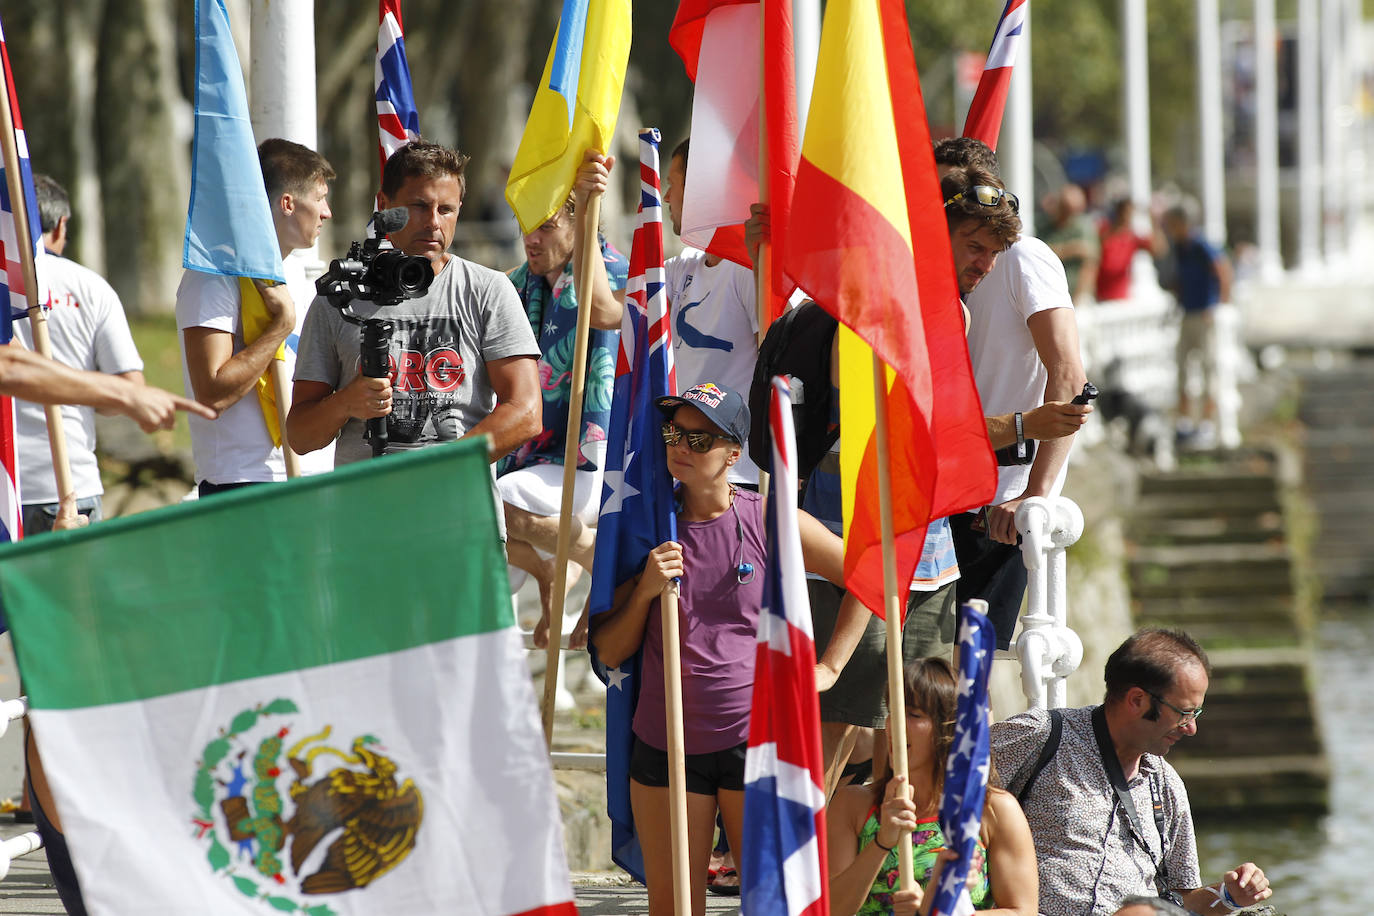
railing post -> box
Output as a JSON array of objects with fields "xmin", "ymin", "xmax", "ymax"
[
  {"xmin": 1013, "ymin": 498, "xmax": 1085, "ymax": 709},
  {"xmin": 0, "ymin": 698, "xmax": 42, "ymax": 878}
]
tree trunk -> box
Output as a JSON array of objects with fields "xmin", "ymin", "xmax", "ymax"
[{"xmin": 96, "ymin": 0, "xmax": 191, "ymax": 315}]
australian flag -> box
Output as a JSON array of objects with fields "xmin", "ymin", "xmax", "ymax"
[
  {"xmin": 741, "ymin": 377, "xmax": 829, "ymax": 916},
  {"xmin": 586, "ymin": 127, "xmax": 676, "ymax": 884},
  {"xmin": 929, "ymin": 601, "xmax": 997, "ymax": 916},
  {"xmin": 376, "ymin": 0, "xmax": 421, "ymax": 174}
]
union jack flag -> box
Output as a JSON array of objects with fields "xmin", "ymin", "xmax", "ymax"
[
  {"xmin": 376, "ymin": 0, "xmax": 421, "ymax": 174},
  {"xmin": 961, "ymin": 0, "xmax": 1028, "ymax": 149},
  {"xmin": 586, "ymin": 127, "xmax": 677, "ymax": 883},
  {"xmin": 741, "ymin": 376, "xmax": 828, "ymax": 916},
  {"xmin": 0, "ymin": 13, "xmax": 41, "ymax": 543},
  {"xmin": 929, "ymin": 602, "xmax": 997, "ymax": 916}
]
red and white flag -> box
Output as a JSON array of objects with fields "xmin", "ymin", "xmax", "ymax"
[
  {"xmin": 0, "ymin": 13, "xmax": 45, "ymax": 543},
  {"xmin": 740, "ymin": 376, "xmax": 828, "ymax": 916},
  {"xmin": 961, "ymin": 0, "xmax": 1028, "ymax": 149},
  {"xmin": 376, "ymin": 0, "xmax": 421, "ymax": 173},
  {"xmin": 669, "ymin": 0, "xmax": 799, "ymax": 322}
]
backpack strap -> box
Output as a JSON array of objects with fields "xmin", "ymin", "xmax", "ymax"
[{"xmin": 1015, "ymin": 708, "xmax": 1064, "ymax": 805}]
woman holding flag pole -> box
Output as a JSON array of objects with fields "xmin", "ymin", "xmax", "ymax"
[
  {"xmin": 827, "ymin": 658, "xmax": 1039, "ymax": 915},
  {"xmin": 590, "ymin": 379, "xmax": 863, "ymax": 916}
]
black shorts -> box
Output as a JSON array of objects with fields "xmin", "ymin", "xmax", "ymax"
[
  {"xmin": 950, "ymin": 512, "xmax": 1029, "ymax": 650},
  {"xmin": 810, "ymin": 579, "xmax": 956, "ymax": 727},
  {"xmin": 629, "ymin": 738, "xmax": 747, "ymax": 795}
]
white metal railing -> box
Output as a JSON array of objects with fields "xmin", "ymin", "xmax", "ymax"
[
  {"xmin": 1077, "ymin": 291, "xmax": 1245, "ymax": 459},
  {"xmin": 0, "ymin": 697, "xmax": 43, "ymax": 879},
  {"xmin": 1011, "ymin": 497, "xmax": 1086, "ymax": 709}
]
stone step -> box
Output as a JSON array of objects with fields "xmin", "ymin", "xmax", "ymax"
[
  {"xmin": 1129, "ymin": 557, "xmax": 1293, "ymax": 597},
  {"xmin": 1128, "ymin": 523, "xmax": 1283, "ymax": 547},
  {"xmin": 1137, "ymin": 471, "xmax": 1278, "ymax": 497},
  {"xmin": 1132, "ymin": 599, "xmax": 1302, "ymax": 645},
  {"xmin": 1131, "ymin": 491, "xmax": 1283, "ymax": 520},
  {"xmin": 1171, "ymin": 755, "xmax": 1329, "ymax": 819}
]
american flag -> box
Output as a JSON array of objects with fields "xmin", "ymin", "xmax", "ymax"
[
  {"xmin": 741, "ymin": 376, "xmax": 828, "ymax": 916},
  {"xmin": 0, "ymin": 13, "xmax": 42, "ymax": 543},
  {"xmin": 586, "ymin": 127, "xmax": 677, "ymax": 883},
  {"xmin": 961, "ymin": 0, "xmax": 1028, "ymax": 149},
  {"xmin": 376, "ymin": 0, "xmax": 421, "ymax": 174},
  {"xmin": 929, "ymin": 602, "xmax": 997, "ymax": 916}
]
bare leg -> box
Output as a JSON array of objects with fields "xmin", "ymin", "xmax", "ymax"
[
  {"xmin": 505, "ymin": 504, "xmax": 597, "ymax": 571},
  {"xmin": 631, "ymin": 780, "xmax": 720, "ymax": 916},
  {"xmin": 821, "ymin": 720, "xmax": 857, "ymax": 801},
  {"xmin": 504, "ymin": 537, "xmax": 556, "ymax": 648},
  {"xmin": 716, "ymin": 788, "xmax": 746, "ymax": 891}
]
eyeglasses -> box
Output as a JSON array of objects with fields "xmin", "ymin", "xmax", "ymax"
[
  {"xmin": 943, "ymin": 185, "xmax": 1020, "ymax": 214},
  {"xmin": 1147, "ymin": 691, "xmax": 1203, "ymax": 723},
  {"xmin": 661, "ymin": 421, "xmax": 735, "ymax": 454}
]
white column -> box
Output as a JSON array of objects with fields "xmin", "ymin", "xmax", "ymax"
[
  {"xmin": 793, "ymin": 0, "xmax": 821, "ymax": 138},
  {"xmin": 247, "ymin": 1, "xmax": 317, "ymax": 145},
  {"xmin": 1322, "ymin": 0, "xmax": 1347, "ymax": 264},
  {"xmin": 1196, "ymin": 0, "xmax": 1227, "ymax": 249},
  {"xmin": 1253, "ymin": 0, "xmax": 1283, "ymax": 279},
  {"xmin": 1344, "ymin": 0, "xmax": 1364, "ymax": 257},
  {"xmin": 248, "ymin": 0, "xmax": 320, "ymax": 270},
  {"xmin": 1297, "ymin": 0, "xmax": 1322, "ymax": 271},
  {"xmin": 1001, "ymin": 6, "xmax": 1034, "ymax": 238},
  {"xmin": 1123, "ymin": 0, "xmax": 1156, "ymax": 290}
]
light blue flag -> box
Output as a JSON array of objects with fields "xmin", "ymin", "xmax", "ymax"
[{"xmin": 182, "ymin": 0, "xmax": 283, "ymax": 282}]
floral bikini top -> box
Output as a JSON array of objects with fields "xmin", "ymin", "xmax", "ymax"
[{"xmin": 855, "ymin": 807, "xmax": 992, "ymax": 915}]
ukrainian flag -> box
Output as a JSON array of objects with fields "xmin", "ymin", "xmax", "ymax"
[{"xmin": 505, "ymin": 0, "xmax": 631, "ymax": 235}]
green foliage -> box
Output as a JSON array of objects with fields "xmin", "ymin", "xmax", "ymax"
[
  {"xmin": 264, "ymin": 897, "xmax": 299, "ymax": 913},
  {"xmin": 206, "ymin": 837, "xmax": 230, "ymax": 873},
  {"xmin": 193, "ymin": 768, "xmax": 214, "ymax": 817},
  {"xmin": 262, "ymin": 699, "xmax": 299, "ymax": 716},
  {"xmin": 232, "ymin": 875, "xmax": 259, "ymax": 897},
  {"xmin": 203, "ymin": 738, "xmax": 231, "ymax": 770},
  {"xmin": 231, "ymin": 708, "xmax": 261, "ymax": 736}
]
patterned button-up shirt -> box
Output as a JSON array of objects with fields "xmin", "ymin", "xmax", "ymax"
[{"xmin": 991, "ymin": 705, "xmax": 1201, "ymax": 916}]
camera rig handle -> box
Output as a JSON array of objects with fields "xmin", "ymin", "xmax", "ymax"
[{"xmin": 360, "ymin": 318, "xmax": 394, "ymax": 458}]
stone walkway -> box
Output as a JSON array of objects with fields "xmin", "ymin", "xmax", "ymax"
[{"xmin": 573, "ymin": 873, "xmax": 740, "ymax": 914}]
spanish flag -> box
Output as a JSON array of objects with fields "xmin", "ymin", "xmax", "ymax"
[
  {"xmin": 783, "ymin": 0, "xmax": 996, "ymax": 616},
  {"xmin": 505, "ymin": 0, "xmax": 631, "ymax": 235}
]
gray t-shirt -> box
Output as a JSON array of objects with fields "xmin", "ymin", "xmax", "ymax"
[{"xmin": 294, "ymin": 255, "xmax": 539, "ymax": 465}]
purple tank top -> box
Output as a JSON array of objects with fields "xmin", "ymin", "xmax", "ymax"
[{"xmin": 633, "ymin": 489, "xmax": 767, "ymax": 754}]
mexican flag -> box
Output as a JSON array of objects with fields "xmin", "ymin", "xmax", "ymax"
[{"xmin": 0, "ymin": 439, "xmax": 576, "ymax": 916}]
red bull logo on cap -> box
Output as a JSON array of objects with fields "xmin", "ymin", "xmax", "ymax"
[{"xmin": 684, "ymin": 383, "xmax": 724, "ymax": 408}]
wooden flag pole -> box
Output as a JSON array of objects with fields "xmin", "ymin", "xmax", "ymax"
[
  {"xmin": 754, "ymin": 18, "xmax": 773, "ymax": 503},
  {"xmin": 661, "ymin": 581, "xmax": 692, "ymax": 916},
  {"xmin": 269, "ymin": 360, "xmax": 301, "ymax": 478},
  {"xmin": 873, "ymin": 352, "xmax": 915, "ymax": 891},
  {"xmin": 0, "ymin": 86, "xmax": 77, "ymax": 527},
  {"xmin": 540, "ymin": 188, "xmax": 603, "ymax": 744}
]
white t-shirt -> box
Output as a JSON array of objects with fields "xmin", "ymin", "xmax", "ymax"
[
  {"xmin": 14, "ymin": 255, "xmax": 143, "ymax": 503},
  {"xmin": 665, "ymin": 248, "xmax": 760, "ymax": 485},
  {"xmin": 964, "ymin": 237, "xmax": 1075, "ymax": 504},
  {"xmin": 177, "ymin": 258, "xmax": 333, "ymax": 485}
]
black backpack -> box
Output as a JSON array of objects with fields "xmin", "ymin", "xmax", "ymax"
[{"xmin": 747, "ymin": 302, "xmax": 840, "ymax": 482}]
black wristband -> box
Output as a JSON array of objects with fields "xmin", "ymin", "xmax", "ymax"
[{"xmin": 873, "ymin": 836, "xmax": 896, "ymax": 852}]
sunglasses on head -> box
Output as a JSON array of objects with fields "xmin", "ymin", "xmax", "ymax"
[
  {"xmin": 661, "ymin": 421, "xmax": 735, "ymax": 454},
  {"xmin": 943, "ymin": 184, "xmax": 1020, "ymax": 214}
]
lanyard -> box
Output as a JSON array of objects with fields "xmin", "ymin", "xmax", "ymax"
[{"xmin": 1091, "ymin": 705, "xmax": 1170, "ymax": 889}]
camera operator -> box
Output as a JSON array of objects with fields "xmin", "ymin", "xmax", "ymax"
[
  {"xmin": 177, "ymin": 139, "xmax": 336, "ymax": 496},
  {"xmin": 289, "ymin": 141, "xmax": 540, "ymax": 505}
]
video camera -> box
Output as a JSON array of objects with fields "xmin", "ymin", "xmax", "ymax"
[
  {"xmin": 316, "ymin": 207, "xmax": 433, "ymax": 310},
  {"xmin": 314, "ymin": 207, "xmax": 435, "ymax": 458}
]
